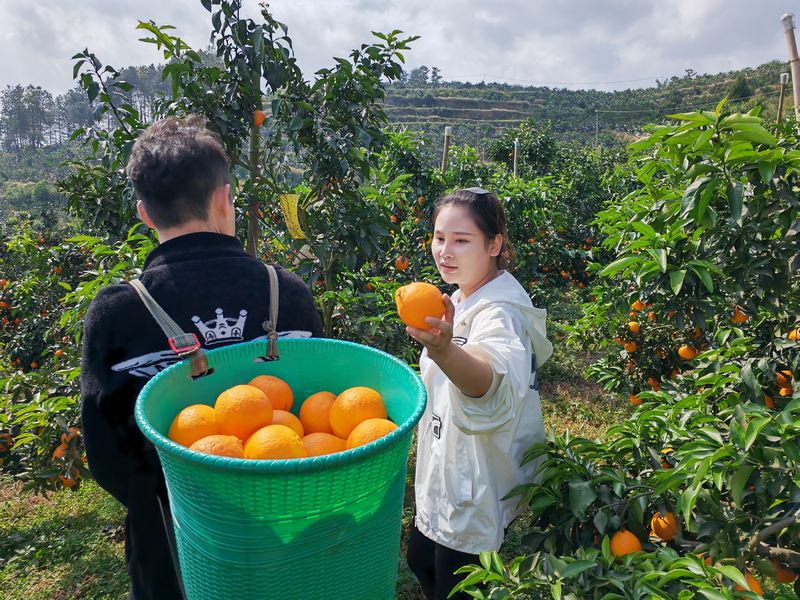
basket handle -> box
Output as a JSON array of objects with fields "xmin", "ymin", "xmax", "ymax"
[
  {"xmin": 261, "ymin": 264, "xmax": 280, "ymax": 361},
  {"xmin": 128, "ymin": 279, "xmax": 210, "ymax": 378}
]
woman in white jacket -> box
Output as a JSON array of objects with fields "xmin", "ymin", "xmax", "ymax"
[{"xmin": 405, "ymin": 188, "xmax": 553, "ymax": 600}]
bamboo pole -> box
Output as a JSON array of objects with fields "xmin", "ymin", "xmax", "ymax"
[
  {"xmin": 781, "ymin": 14, "xmax": 800, "ymax": 129},
  {"xmin": 777, "ymin": 72, "xmax": 790, "ymax": 124},
  {"xmin": 513, "ymin": 137, "xmax": 519, "ymax": 178},
  {"xmin": 441, "ymin": 126, "xmax": 452, "ymax": 175}
]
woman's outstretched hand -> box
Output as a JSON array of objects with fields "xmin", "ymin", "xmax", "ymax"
[{"xmin": 405, "ymin": 293, "xmax": 455, "ymax": 362}]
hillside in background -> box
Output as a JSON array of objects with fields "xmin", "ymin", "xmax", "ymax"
[
  {"xmin": 384, "ymin": 59, "xmax": 790, "ymax": 147},
  {"xmin": 0, "ymin": 58, "xmax": 793, "ymax": 219}
]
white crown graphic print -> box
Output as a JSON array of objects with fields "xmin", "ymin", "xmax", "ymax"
[{"xmin": 192, "ymin": 308, "xmax": 248, "ymax": 345}]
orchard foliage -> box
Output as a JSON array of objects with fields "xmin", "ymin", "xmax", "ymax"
[{"xmin": 473, "ymin": 102, "xmax": 800, "ymax": 598}]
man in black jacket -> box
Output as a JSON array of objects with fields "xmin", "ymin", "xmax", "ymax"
[{"xmin": 80, "ymin": 115, "xmax": 322, "ymax": 599}]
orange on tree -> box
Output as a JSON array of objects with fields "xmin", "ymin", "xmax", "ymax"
[
  {"xmin": 168, "ymin": 404, "xmax": 219, "ymax": 447},
  {"xmin": 788, "ymin": 327, "xmax": 800, "ymax": 340},
  {"xmin": 610, "ymin": 529, "xmax": 642, "ymax": 557},
  {"xmin": 302, "ymin": 432, "xmax": 346, "ymax": 457},
  {"xmin": 678, "ymin": 345, "xmax": 699, "ymax": 360},
  {"xmin": 54, "ymin": 348, "xmax": 65, "ymax": 357},
  {"xmin": 776, "ymin": 369, "xmax": 793, "ymax": 387},
  {"xmin": 631, "ymin": 299, "xmax": 646, "ymax": 311},
  {"xmin": 764, "ymin": 395, "xmax": 776, "ymax": 409},
  {"xmin": 0, "ymin": 301, "xmax": 9, "ymax": 309},
  {"xmin": 779, "ymin": 387, "xmax": 793, "ymax": 397},
  {"xmin": 60, "ymin": 427, "xmax": 81, "ymax": 445},
  {"xmin": 731, "ymin": 307, "xmax": 749, "ymax": 323},
  {"xmin": 52, "ymin": 266, "xmax": 62, "ymax": 274},
  {"xmin": 647, "ymin": 311, "xmax": 657, "ymax": 321},
  {"xmin": 772, "ymin": 560, "xmax": 798, "ymax": 583},
  {"xmin": 629, "ymin": 394, "xmax": 642, "ymax": 406},
  {"xmin": 329, "ymin": 386, "xmax": 387, "ymax": 439},
  {"xmin": 648, "ymin": 376, "xmax": 661, "ymax": 392},
  {"xmin": 395, "ymin": 282, "xmax": 445, "ymax": 329},
  {"xmin": 271, "ymin": 410, "xmax": 304, "ymax": 437},
  {"xmin": 628, "ymin": 321, "xmax": 640, "ymax": 334},
  {"xmin": 244, "ymin": 425, "xmax": 307, "ymax": 460},
  {"xmin": 395, "ymin": 255, "xmax": 410, "ymax": 271},
  {"xmin": 0, "ymin": 278, "xmax": 7, "ymax": 287},
  {"xmin": 59, "ymin": 468, "xmax": 80, "ymax": 488},
  {"xmin": 623, "ymin": 341, "xmax": 637, "ymax": 353},
  {"xmin": 650, "ymin": 511, "xmax": 678, "ymax": 541},
  {"xmin": 660, "ymin": 447, "xmax": 674, "ymax": 469},
  {"xmin": 189, "ymin": 434, "xmax": 244, "ymax": 458},
  {"xmin": 0, "ymin": 432, "xmax": 13, "ymax": 452},
  {"xmin": 346, "ymin": 418, "xmax": 397, "ymax": 449},
  {"xmin": 53, "ymin": 444, "xmax": 69, "ymax": 459},
  {"xmin": 214, "ymin": 384, "xmax": 273, "ymax": 441},
  {"xmin": 298, "ymin": 391, "xmax": 337, "ymax": 434},
  {"xmin": 248, "ymin": 375, "xmax": 294, "ymax": 411},
  {"xmin": 253, "ymin": 109, "xmax": 267, "ymax": 127},
  {"xmin": 735, "ymin": 572, "xmax": 763, "ymax": 595}
]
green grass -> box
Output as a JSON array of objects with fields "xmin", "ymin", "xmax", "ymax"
[
  {"xmin": 0, "ymin": 332, "xmax": 628, "ymax": 599},
  {"xmin": 0, "ymin": 476, "xmax": 127, "ymax": 600}
]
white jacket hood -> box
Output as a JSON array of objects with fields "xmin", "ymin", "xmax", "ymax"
[{"xmin": 451, "ymin": 271, "xmax": 553, "ymax": 369}]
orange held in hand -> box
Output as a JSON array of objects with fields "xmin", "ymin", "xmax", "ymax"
[
  {"xmin": 395, "ymin": 282, "xmax": 445, "ymax": 330},
  {"xmin": 189, "ymin": 435, "xmax": 245, "ymax": 458},
  {"xmin": 168, "ymin": 404, "xmax": 218, "ymax": 447},
  {"xmin": 346, "ymin": 418, "xmax": 397, "ymax": 449},
  {"xmin": 244, "ymin": 425, "xmax": 307, "ymax": 460},
  {"xmin": 215, "ymin": 384, "xmax": 273, "ymax": 441},
  {"xmin": 248, "ymin": 375, "xmax": 294, "ymax": 411},
  {"xmin": 329, "ymin": 386, "xmax": 387, "ymax": 439}
]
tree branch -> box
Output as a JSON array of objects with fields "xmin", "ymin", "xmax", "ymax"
[{"xmin": 748, "ymin": 507, "xmax": 800, "ymax": 552}]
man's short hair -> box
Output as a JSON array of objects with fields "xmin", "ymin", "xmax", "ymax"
[{"xmin": 127, "ymin": 115, "xmax": 231, "ymax": 229}]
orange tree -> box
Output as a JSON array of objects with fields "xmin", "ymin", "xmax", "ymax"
[
  {"xmin": 6, "ymin": 2, "xmax": 417, "ymax": 486},
  {"xmin": 0, "ymin": 209, "xmax": 155, "ymax": 492},
  {"xmin": 453, "ymin": 102, "xmax": 800, "ymax": 597}
]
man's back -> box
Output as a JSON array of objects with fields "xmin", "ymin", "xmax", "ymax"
[{"xmin": 81, "ymin": 231, "xmax": 322, "ymax": 599}]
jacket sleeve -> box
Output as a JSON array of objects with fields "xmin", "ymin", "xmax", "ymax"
[
  {"xmin": 79, "ymin": 291, "xmax": 138, "ymax": 507},
  {"xmin": 449, "ymin": 307, "xmax": 531, "ymax": 435}
]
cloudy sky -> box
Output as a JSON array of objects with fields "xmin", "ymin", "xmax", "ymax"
[{"xmin": 0, "ymin": 0, "xmax": 795, "ymax": 96}]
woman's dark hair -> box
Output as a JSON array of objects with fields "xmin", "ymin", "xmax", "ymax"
[
  {"xmin": 126, "ymin": 115, "xmax": 231, "ymax": 229},
  {"xmin": 432, "ymin": 188, "xmax": 515, "ymax": 270}
]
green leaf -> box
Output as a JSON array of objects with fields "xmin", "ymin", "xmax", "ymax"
[
  {"xmin": 743, "ymin": 416, "xmax": 770, "ymax": 451},
  {"xmin": 560, "ymin": 560, "xmax": 597, "ymax": 579},
  {"xmin": 726, "ymin": 182, "xmax": 743, "ymax": 224},
  {"xmin": 728, "ymin": 121, "xmax": 777, "ymax": 146},
  {"xmin": 568, "ymin": 480, "xmax": 597, "ymax": 518},
  {"xmin": 689, "ymin": 265, "xmax": 713, "ymax": 292},
  {"xmin": 599, "ymin": 256, "xmax": 640, "ymax": 277},
  {"xmin": 730, "ymin": 465, "xmax": 754, "ymax": 506},
  {"xmin": 647, "ymin": 248, "xmax": 668, "ymax": 272},
  {"xmin": 669, "ymin": 270, "xmax": 686, "ymax": 295}
]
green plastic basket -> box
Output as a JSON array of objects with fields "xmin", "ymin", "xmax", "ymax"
[{"xmin": 135, "ymin": 338, "xmax": 426, "ymax": 600}]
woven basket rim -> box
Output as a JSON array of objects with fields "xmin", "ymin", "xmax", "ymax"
[{"xmin": 135, "ymin": 338, "xmax": 425, "ymax": 474}]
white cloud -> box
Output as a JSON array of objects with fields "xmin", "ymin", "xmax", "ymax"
[{"xmin": 0, "ymin": 0, "xmax": 793, "ymax": 95}]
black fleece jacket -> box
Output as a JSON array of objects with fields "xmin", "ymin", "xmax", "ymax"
[{"xmin": 79, "ymin": 232, "xmax": 322, "ymax": 599}]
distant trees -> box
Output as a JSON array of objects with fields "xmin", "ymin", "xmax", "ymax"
[{"xmin": 0, "ymin": 64, "xmax": 170, "ymax": 153}]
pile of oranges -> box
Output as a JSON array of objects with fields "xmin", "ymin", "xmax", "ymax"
[{"xmin": 167, "ymin": 375, "xmax": 397, "ymax": 460}]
